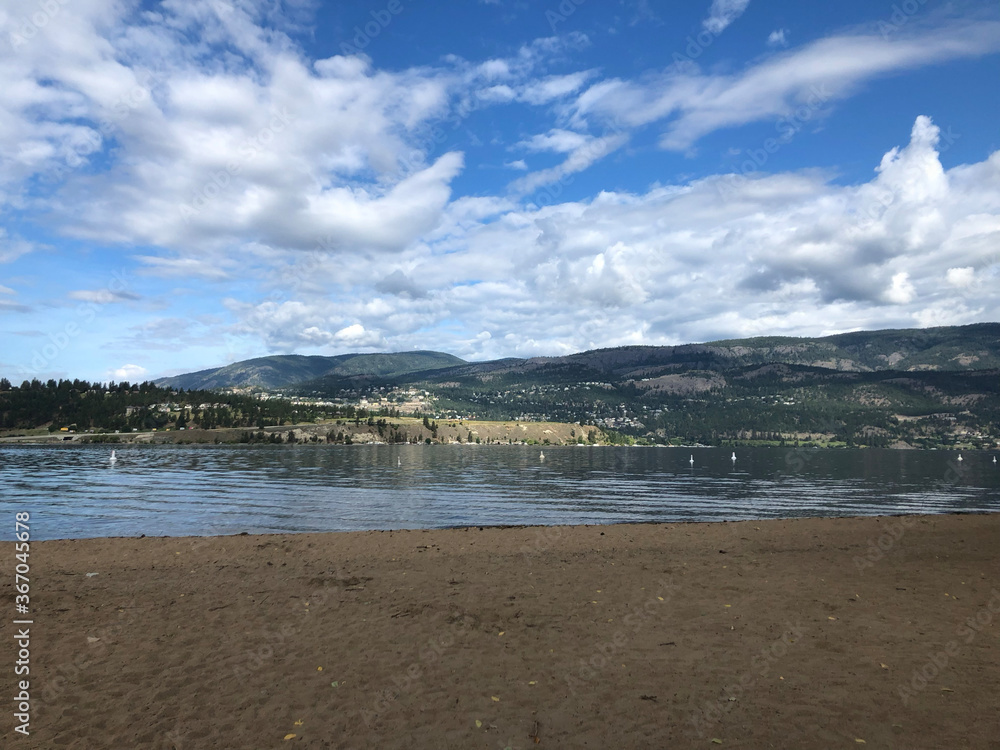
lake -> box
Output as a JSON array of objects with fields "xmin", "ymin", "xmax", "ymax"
[{"xmin": 1, "ymin": 444, "xmax": 998, "ymax": 540}]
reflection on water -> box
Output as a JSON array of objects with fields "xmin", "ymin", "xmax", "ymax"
[{"xmin": 1, "ymin": 444, "xmax": 998, "ymax": 540}]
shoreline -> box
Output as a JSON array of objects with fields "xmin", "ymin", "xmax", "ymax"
[
  {"xmin": 5, "ymin": 420, "xmax": 986, "ymax": 449},
  {"xmin": 3, "ymin": 513, "xmax": 998, "ymax": 748},
  {"xmin": 0, "ymin": 418, "xmax": 604, "ymax": 447},
  {"xmin": 2, "ymin": 434, "xmax": 990, "ymax": 450},
  {"xmin": 16, "ymin": 508, "xmax": 1000, "ymax": 544}
]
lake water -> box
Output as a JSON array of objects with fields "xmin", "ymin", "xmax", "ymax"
[{"xmin": 1, "ymin": 444, "xmax": 998, "ymax": 540}]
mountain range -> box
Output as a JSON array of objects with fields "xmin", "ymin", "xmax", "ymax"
[
  {"xmin": 140, "ymin": 323, "xmax": 1000, "ymax": 448},
  {"xmin": 156, "ymin": 323, "xmax": 1000, "ymax": 392},
  {"xmin": 155, "ymin": 351, "xmax": 464, "ymax": 390}
]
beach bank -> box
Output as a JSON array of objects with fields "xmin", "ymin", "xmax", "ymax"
[{"xmin": 2, "ymin": 513, "xmax": 998, "ymax": 748}]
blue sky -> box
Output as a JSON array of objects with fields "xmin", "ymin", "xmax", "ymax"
[{"xmin": 1, "ymin": 0, "xmax": 999, "ymax": 383}]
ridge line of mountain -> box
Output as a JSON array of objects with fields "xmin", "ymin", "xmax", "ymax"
[{"xmin": 154, "ymin": 322, "xmax": 1000, "ymax": 392}]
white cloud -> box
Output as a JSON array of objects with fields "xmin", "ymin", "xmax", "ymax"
[
  {"xmin": 0, "ymin": 281, "xmax": 30, "ymax": 312},
  {"xmin": 109, "ymin": 363, "xmax": 148, "ymax": 380},
  {"xmin": 225, "ymin": 296, "xmax": 394, "ymax": 353},
  {"xmin": 510, "ymin": 131, "xmax": 629, "ymax": 194},
  {"xmin": 569, "ymin": 20, "xmax": 1000, "ymax": 150},
  {"xmin": 885, "ymin": 272, "xmax": 916, "ymax": 304},
  {"xmin": 0, "ymin": 1, "xmax": 483, "ymax": 258},
  {"xmin": 10, "ymin": 6, "xmax": 996, "ymax": 272},
  {"xmin": 874, "ymin": 115, "xmax": 949, "ymax": 203},
  {"xmin": 478, "ymin": 84, "xmax": 517, "ymax": 103},
  {"xmin": 703, "ymin": 0, "xmax": 751, "ymax": 34},
  {"xmin": 133, "ymin": 255, "xmax": 237, "ymax": 280},
  {"xmin": 534, "ymin": 242, "xmax": 650, "ymax": 308},
  {"xmin": 519, "ymin": 71, "xmax": 594, "ymax": 105},
  {"xmin": 333, "ymin": 323, "xmax": 384, "ymax": 347},
  {"xmin": 767, "ymin": 29, "xmax": 788, "ymax": 47},
  {"xmin": 517, "ymin": 128, "xmax": 592, "ymax": 154},
  {"xmin": 212, "ymin": 117, "xmax": 1000, "ymax": 361},
  {"xmin": 68, "ymin": 288, "xmax": 140, "ymax": 303},
  {"xmin": 3, "ymin": 3, "xmax": 999, "ymax": 372},
  {"xmin": 0, "ymin": 230, "xmax": 38, "ymax": 264},
  {"xmin": 946, "ymin": 267, "xmax": 974, "ymax": 287},
  {"xmin": 1, "ymin": 10, "xmax": 607, "ymax": 269}
]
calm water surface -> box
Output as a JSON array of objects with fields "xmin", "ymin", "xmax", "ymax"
[{"xmin": 1, "ymin": 444, "xmax": 998, "ymax": 540}]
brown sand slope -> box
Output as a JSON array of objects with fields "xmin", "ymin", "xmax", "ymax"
[{"xmin": 2, "ymin": 514, "xmax": 999, "ymax": 748}]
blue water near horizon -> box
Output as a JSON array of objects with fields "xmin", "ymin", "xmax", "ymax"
[{"xmin": 1, "ymin": 444, "xmax": 998, "ymax": 540}]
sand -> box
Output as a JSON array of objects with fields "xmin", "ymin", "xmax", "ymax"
[{"xmin": 2, "ymin": 513, "xmax": 999, "ymax": 749}]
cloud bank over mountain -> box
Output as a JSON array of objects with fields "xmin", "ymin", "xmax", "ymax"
[{"xmin": 1, "ymin": 1, "xmax": 998, "ymax": 380}]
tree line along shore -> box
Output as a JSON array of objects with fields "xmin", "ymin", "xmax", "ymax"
[
  {"xmin": 1, "ymin": 375, "xmax": 995, "ymax": 450},
  {"xmin": 2, "ymin": 417, "xmax": 603, "ymax": 447}
]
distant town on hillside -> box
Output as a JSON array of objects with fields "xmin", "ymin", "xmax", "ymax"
[{"xmin": 2, "ymin": 324, "xmax": 998, "ymax": 450}]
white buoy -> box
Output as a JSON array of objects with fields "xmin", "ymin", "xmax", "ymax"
[
  {"xmin": 109, "ymin": 450, "xmax": 117, "ymax": 464},
  {"xmin": 540, "ymin": 451, "xmax": 545, "ymax": 461},
  {"xmin": 993, "ymin": 456, "xmax": 997, "ymax": 465},
  {"xmin": 397, "ymin": 457, "xmax": 401, "ymax": 467},
  {"xmin": 731, "ymin": 452, "xmax": 737, "ymax": 462},
  {"xmin": 957, "ymin": 453, "xmax": 963, "ymax": 462},
  {"xmin": 689, "ymin": 454, "xmax": 694, "ymax": 466}
]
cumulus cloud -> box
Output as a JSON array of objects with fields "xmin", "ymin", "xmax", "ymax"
[
  {"xmin": 885, "ymin": 272, "xmax": 916, "ymax": 304},
  {"xmin": 225, "ymin": 296, "xmax": 394, "ymax": 353},
  {"xmin": 109, "ymin": 363, "xmax": 148, "ymax": 380},
  {"xmin": 332, "ymin": 323, "xmax": 385, "ymax": 347},
  {"xmin": 3, "ymin": 3, "xmax": 999, "ymax": 373},
  {"xmin": 532, "ymin": 242, "xmax": 650, "ymax": 308},
  {"xmin": 375, "ymin": 270, "xmax": 428, "ymax": 299},
  {"xmin": 0, "ymin": 8, "xmax": 611, "ymax": 270},
  {"xmin": 874, "ymin": 116, "xmax": 949, "ymax": 201},
  {"xmin": 946, "ymin": 267, "xmax": 974, "ymax": 287},
  {"xmin": 209, "ymin": 116, "xmax": 1000, "ymax": 361},
  {"xmin": 0, "ymin": 2, "xmax": 478, "ymax": 258}
]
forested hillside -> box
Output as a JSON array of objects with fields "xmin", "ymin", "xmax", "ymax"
[
  {"xmin": 0, "ymin": 378, "xmax": 354, "ymax": 433},
  {"xmin": 4, "ymin": 324, "xmax": 999, "ymax": 449}
]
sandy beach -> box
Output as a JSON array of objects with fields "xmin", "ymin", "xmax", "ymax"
[{"xmin": 3, "ymin": 513, "xmax": 999, "ymax": 749}]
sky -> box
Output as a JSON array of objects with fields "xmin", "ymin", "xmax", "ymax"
[{"xmin": 1, "ymin": 0, "xmax": 999, "ymax": 383}]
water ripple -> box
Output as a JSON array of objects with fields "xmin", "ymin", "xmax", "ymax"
[{"xmin": 1, "ymin": 444, "xmax": 997, "ymax": 539}]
